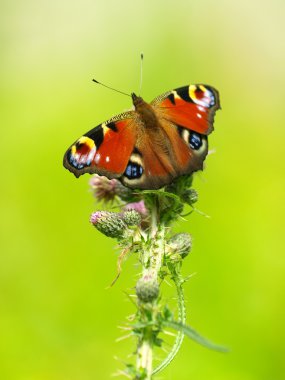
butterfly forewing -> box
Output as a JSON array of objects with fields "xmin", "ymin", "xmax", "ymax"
[
  {"xmin": 151, "ymin": 84, "xmax": 220, "ymax": 135},
  {"xmin": 63, "ymin": 112, "xmax": 135, "ymax": 178}
]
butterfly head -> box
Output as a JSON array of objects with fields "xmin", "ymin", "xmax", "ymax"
[{"xmin": 131, "ymin": 93, "xmax": 144, "ymax": 107}]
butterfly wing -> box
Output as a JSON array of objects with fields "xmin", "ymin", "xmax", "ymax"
[
  {"xmin": 119, "ymin": 119, "xmax": 209, "ymax": 190},
  {"xmin": 63, "ymin": 111, "xmax": 136, "ymax": 179},
  {"xmin": 151, "ymin": 84, "xmax": 220, "ymax": 134},
  {"xmin": 130, "ymin": 84, "xmax": 220, "ymax": 188},
  {"xmin": 120, "ymin": 124, "xmax": 177, "ymax": 189},
  {"xmin": 63, "ymin": 84, "xmax": 220, "ymax": 190}
]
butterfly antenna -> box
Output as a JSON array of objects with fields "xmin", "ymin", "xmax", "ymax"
[
  {"xmin": 92, "ymin": 79, "xmax": 131, "ymax": 97},
  {"xmin": 138, "ymin": 52, "xmax": 144, "ymax": 96}
]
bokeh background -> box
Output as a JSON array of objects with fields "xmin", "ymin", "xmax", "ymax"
[{"xmin": 1, "ymin": 0, "xmax": 285, "ymax": 379}]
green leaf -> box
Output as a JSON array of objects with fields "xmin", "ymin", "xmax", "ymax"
[
  {"xmin": 139, "ymin": 189, "xmax": 181, "ymax": 202},
  {"xmin": 162, "ymin": 305, "xmax": 173, "ymax": 321},
  {"xmin": 153, "ymin": 337, "xmax": 163, "ymax": 347},
  {"xmin": 163, "ymin": 320, "xmax": 229, "ymax": 352},
  {"xmin": 132, "ymin": 321, "xmax": 154, "ymax": 329},
  {"xmin": 125, "ymin": 364, "xmax": 147, "ymax": 379}
]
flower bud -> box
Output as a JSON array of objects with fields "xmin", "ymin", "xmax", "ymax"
[
  {"xmin": 181, "ymin": 189, "xmax": 198, "ymax": 205},
  {"xmin": 90, "ymin": 211, "xmax": 126, "ymax": 238},
  {"xmin": 167, "ymin": 233, "xmax": 192, "ymax": 259},
  {"xmin": 165, "ymin": 174, "xmax": 194, "ymax": 194},
  {"xmin": 122, "ymin": 210, "xmax": 141, "ymax": 226},
  {"xmin": 123, "ymin": 200, "xmax": 148, "ymax": 217},
  {"xmin": 136, "ymin": 274, "xmax": 159, "ymax": 303},
  {"xmin": 89, "ymin": 174, "xmax": 132, "ymax": 202}
]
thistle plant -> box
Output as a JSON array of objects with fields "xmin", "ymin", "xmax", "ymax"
[{"xmin": 89, "ymin": 174, "xmax": 226, "ymax": 379}]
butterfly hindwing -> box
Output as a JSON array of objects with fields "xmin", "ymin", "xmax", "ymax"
[
  {"xmin": 120, "ymin": 127, "xmax": 176, "ymax": 189},
  {"xmin": 63, "ymin": 111, "xmax": 136, "ymax": 179},
  {"xmin": 160, "ymin": 119, "xmax": 208, "ymax": 173},
  {"xmin": 119, "ymin": 117, "xmax": 208, "ymax": 190}
]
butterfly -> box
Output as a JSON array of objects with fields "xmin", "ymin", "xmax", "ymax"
[{"xmin": 63, "ymin": 84, "xmax": 220, "ymax": 189}]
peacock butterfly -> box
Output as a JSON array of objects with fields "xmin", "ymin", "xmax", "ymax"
[{"xmin": 63, "ymin": 84, "xmax": 220, "ymax": 189}]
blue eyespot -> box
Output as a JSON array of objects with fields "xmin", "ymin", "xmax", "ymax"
[
  {"xmin": 68, "ymin": 151, "xmax": 77, "ymax": 167},
  {"xmin": 124, "ymin": 162, "xmax": 143, "ymax": 179},
  {"xmin": 189, "ymin": 132, "xmax": 202, "ymax": 150}
]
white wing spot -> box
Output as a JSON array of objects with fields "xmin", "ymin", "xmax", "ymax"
[{"xmin": 95, "ymin": 153, "xmax": 101, "ymax": 164}]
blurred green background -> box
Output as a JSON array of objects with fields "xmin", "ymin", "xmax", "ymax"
[{"xmin": 1, "ymin": 0, "xmax": 285, "ymax": 379}]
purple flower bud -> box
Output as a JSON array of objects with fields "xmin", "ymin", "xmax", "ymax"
[
  {"xmin": 90, "ymin": 211, "xmax": 126, "ymax": 238},
  {"xmin": 90, "ymin": 211, "xmax": 104, "ymax": 224},
  {"xmin": 123, "ymin": 200, "xmax": 148, "ymax": 217},
  {"xmin": 89, "ymin": 174, "xmax": 131, "ymax": 202}
]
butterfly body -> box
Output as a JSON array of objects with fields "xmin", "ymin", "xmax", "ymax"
[{"xmin": 63, "ymin": 84, "xmax": 220, "ymax": 189}]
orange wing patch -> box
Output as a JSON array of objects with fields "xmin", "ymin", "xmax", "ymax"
[
  {"xmin": 152, "ymin": 84, "xmax": 220, "ymax": 135},
  {"xmin": 93, "ymin": 120, "xmax": 136, "ymax": 174},
  {"xmin": 63, "ymin": 117, "xmax": 135, "ymax": 178}
]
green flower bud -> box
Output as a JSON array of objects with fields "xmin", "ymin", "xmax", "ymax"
[
  {"xmin": 167, "ymin": 233, "xmax": 192, "ymax": 259},
  {"xmin": 90, "ymin": 211, "xmax": 126, "ymax": 238},
  {"xmin": 165, "ymin": 174, "xmax": 194, "ymax": 194},
  {"xmin": 136, "ymin": 274, "xmax": 159, "ymax": 303},
  {"xmin": 122, "ymin": 210, "xmax": 141, "ymax": 226},
  {"xmin": 181, "ymin": 189, "xmax": 198, "ymax": 205}
]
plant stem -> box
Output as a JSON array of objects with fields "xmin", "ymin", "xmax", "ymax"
[
  {"xmin": 136, "ymin": 328, "xmax": 153, "ymax": 379},
  {"xmin": 135, "ymin": 197, "xmax": 165, "ymax": 379}
]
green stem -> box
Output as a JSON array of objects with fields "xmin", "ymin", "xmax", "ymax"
[
  {"xmin": 136, "ymin": 329, "xmax": 153, "ymax": 380},
  {"xmin": 135, "ymin": 198, "xmax": 166, "ymax": 379}
]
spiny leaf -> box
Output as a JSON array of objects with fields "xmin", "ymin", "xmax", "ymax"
[
  {"xmin": 138, "ymin": 189, "xmax": 181, "ymax": 202},
  {"xmin": 132, "ymin": 321, "xmax": 154, "ymax": 329},
  {"xmin": 163, "ymin": 320, "xmax": 229, "ymax": 352}
]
